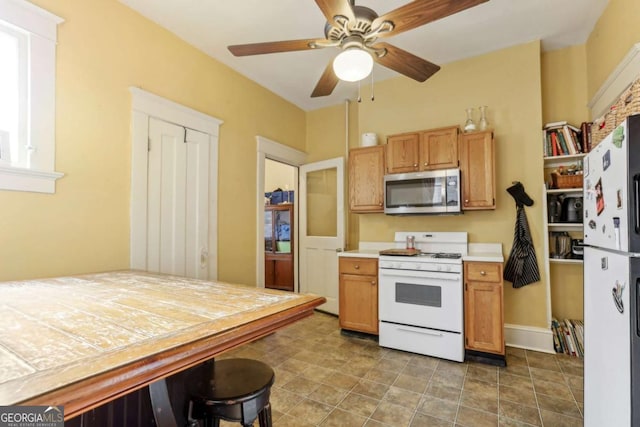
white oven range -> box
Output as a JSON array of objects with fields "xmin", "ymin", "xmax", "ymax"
[{"xmin": 378, "ymin": 232, "xmax": 467, "ymax": 362}]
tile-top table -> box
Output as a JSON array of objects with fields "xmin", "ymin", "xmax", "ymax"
[{"xmin": 0, "ymin": 270, "xmax": 325, "ymax": 420}]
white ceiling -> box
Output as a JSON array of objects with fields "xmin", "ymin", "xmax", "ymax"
[{"xmin": 120, "ymin": 0, "xmax": 609, "ymax": 111}]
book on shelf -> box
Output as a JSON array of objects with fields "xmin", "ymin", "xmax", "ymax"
[
  {"xmin": 543, "ymin": 123, "xmax": 585, "ymax": 157},
  {"xmin": 544, "ymin": 121, "xmax": 568, "ymax": 129},
  {"xmin": 551, "ymin": 317, "xmax": 584, "ymax": 357},
  {"xmin": 580, "ymin": 121, "xmax": 593, "ymax": 153}
]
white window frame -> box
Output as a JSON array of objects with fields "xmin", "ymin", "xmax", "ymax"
[{"xmin": 0, "ymin": 0, "xmax": 64, "ymax": 193}]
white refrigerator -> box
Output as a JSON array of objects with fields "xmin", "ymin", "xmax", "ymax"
[{"xmin": 583, "ymin": 114, "xmax": 640, "ymax": 427}]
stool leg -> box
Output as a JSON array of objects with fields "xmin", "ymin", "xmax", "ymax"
[{"xmin": 257, "ymin": 403, "xmax": 272, "ymax": 427}]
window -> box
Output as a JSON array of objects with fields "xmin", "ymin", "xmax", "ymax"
[{"xmin": 0, "ymin": 0, "xmax": 63, "ymax": 193}]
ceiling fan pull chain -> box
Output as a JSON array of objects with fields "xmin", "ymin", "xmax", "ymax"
[
  {"xmin": 370, "ymin": 68, "xmax": 375, "ymax": 101},
  {"xmin": 357, "ymin": 80, "xmax": 362, "ymax": 103}
]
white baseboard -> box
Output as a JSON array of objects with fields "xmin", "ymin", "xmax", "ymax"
[{"xmin": 505, "ymin": 323, "xmax": 555, "ymax": 354}]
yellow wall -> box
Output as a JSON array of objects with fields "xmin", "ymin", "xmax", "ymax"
[
  {"xmin": 541, "ymin": 45, "xmax": 590, "ymax": 125},
  {"xmin": 540, "ymin": 45, "xmax": 590, "ymax": 321},
  {"xmin": 348, "ymin": 42, "xmax": 548, "ymax": 328},
  {"xmin": 586, "ymin": 0, "xmax": 640, "ymax": 102},
  {"xmin": 0, "ymin": 0, "xmax": 306, "ymax": 285}
]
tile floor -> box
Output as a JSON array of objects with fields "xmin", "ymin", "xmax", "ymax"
[{"xmin": 218, "ymin": 311, "xmax": 584, "ymax": 427}]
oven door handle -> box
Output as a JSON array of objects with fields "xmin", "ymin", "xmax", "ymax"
[
  {"xmin": 397, "ymin": 326, "xmax": 444, "ymax": 337},
  {"xmin": 379, "ymin": 269, "xmax": 460, "ymax": 281}
]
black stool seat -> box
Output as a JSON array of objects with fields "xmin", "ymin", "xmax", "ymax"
[{"xmin": 188, "ymin": 358, "xmax": 275, "ymax": 427}]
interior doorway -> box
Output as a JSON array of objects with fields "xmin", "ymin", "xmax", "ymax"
[{"xmin": 264, "ymin": 159, "xmax": 297, "ymax": 291}]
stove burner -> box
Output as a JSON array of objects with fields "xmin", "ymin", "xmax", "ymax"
[{"xmin": 419, "ymin": 252, "xmax": 462, "ymax": 259}]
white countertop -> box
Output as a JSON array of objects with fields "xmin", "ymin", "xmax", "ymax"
[
  {"xmin": 463, "ymin": 243, "xmax": 504, "ymax": 263},
  {"xmin": 338, "ymin": 250, "xmax": 380, "ymax": 258},
  {"xmin": 338, "ymin": 242, "xmax": 503, "ymax": 262}
]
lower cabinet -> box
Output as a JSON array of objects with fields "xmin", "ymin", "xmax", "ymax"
[
  {"xmin": 338, "ymin": 257, "xmax": 378, "ymax": 335},
  {"xmin": 265, "ymin": 257, "xmax": 293, "ymax": 291},
  {"xmin": 464, "ymin": 261, "xmax": 505, "ymax": 360}
]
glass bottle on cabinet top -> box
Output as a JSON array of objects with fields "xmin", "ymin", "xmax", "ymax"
[
  {"xmin": 479, "ymin": 106, "xmax": 489, "ymax": 130},
  {"xmin": 464, "ymin": 107, "xmax": 476, "ymax": 132}
]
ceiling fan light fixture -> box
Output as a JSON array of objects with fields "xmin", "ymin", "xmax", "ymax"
[{"xmin": 332, "ymin": 48, "xmax": 373, "ymax": 82}]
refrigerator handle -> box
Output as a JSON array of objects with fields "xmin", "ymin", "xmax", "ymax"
[
  {"xmin": 637, "ymin": 278, "xmax": 640, "ymax": 337},
  {"xmin": 635, "ymin": 174, "xmax": 640, "ymax": 233}
]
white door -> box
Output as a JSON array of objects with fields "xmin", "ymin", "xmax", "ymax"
[
  {"xmin": 147, "ymin": 117, "xmax": 210, "ymax": 278},
  {"xmin": 299, "ymin": 157, "xmax": 344, "ymax": 314}
]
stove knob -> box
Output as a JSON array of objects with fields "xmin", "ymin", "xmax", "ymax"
[
  {"xmin": 436, "ymin": 265, "xmax": 442, "ymax": 271},
  {"xmin": 444, "ymin": 265, "xmax": 451, "ymax": 272},
  {"xmin": 415, "ymin": 264, "xmax": 422, "ymax": 270}
]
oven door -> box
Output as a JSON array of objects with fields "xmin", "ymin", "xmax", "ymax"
[{"xmin": 378, "ymin": 268, "xmax": 463, "ymax": 333}]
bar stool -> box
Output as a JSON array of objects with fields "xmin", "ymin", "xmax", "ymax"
[{"xmin": 187, "ymin": 358, "xmax": 275, "ymax": 427}]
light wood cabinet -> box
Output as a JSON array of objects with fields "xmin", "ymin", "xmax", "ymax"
[
  {"xmin": 339, "ymin": 257, "xmax": 378, "ymax": 334},
  {"xmin": 419, "ymin": 126, "xmax": 459, "ymax": 170},
  {"xmin": 459, "ymin": 130, "xmax": 496, "ymax": 210},
  {"xmin": 265, "ymin": 204, "xmax": 294, "ymax": 292},
  {"xmin": 348, "ymin": 146, "xmax": 385, "ymax": 213},
  {"xmin": 386, "ymin": 126, "xmax": 459, "ymax": 174},
  {"xmin": 464, "ymin": 261, "xmax": 505, "ymax": 357},
  {"xmin": 385, "ymin": 133, "xmax": 420, "ymax": 174}
]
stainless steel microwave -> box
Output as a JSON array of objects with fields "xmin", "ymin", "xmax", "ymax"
[{"xmin": 384, "ymin": 168, "xmax": 461, "ymax": 215}]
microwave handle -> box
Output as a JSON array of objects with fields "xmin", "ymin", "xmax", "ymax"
[{"xmin": 441, "ymin": 179, "xmax": 446, "ymax": 203}]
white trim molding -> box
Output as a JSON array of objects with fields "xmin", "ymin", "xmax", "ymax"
[
  {"xmin": 0, "ymin": 0, "xmax": 64, "ymax": 193},
  {"xmin": 505, "ymin": 323, "xmax": 556, "ymax": 354},
  {"xmin": 129, "ymin": 87, "xmax": 223, "ymax": 136},
  {"xmin": 129, "ymin": 88, "xmax": 222, "ymax": 280},
  {"xmin": 589, "ymin": 42, "xmax": 640, "ymax": 119}
]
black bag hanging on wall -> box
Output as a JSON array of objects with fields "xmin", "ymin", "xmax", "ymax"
[{"xmin": 503, "ymin": 182, "xmax": 541, "ymax": 288}]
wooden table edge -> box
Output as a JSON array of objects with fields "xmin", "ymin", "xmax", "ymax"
[{"xmin": 19, "ymin": 297, "xmax": 325, "ymax": 420}]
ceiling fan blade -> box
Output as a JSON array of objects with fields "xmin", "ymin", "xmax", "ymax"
[
  {"xmin": 314, "ymin": 0, "xmax": 356, "ymax": 25},
  {"xmin": 228, "ymin": 39, "xmax": 325, "ymax": 56},
  {"xmin": 372, "ymin": 0, "xmax": 488, "ymax": 38},
  {"xmin": 373, "ymin": 42, "xmax": 440, "ymax": 82},
  {"xmin": 311, "ymin": 61, "xmax": 339, "ymax": 98}
]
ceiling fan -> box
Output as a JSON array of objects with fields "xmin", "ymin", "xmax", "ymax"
[{"xmin": 228, "ymin": 0, "xmax": 488, "ymax": 98}]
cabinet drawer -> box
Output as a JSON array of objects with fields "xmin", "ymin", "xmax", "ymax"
[
  {"xmin": 465, "ymin": 262, "xmax": 502, "ymax": 282},
  {"xmin": 339, "ymin": 257, "xmax": 378, "ymax": 275}
]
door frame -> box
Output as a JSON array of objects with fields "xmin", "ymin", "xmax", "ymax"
[
  {"xmin": 256, "ymin": 136, "xmax": 307, "ymax": 290},
  {"xmin": 130, "ymin": 87, "xmax": 223, "ymax": 279}
]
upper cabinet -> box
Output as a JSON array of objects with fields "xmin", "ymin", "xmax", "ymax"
[
  {"xmin": 419, "ymin": 126, "xmax": 459, "ymax": 170},
  {"xmin": 459, "ymin": 130, "xmax": 496, "ymax": 210},
  {"xmin": 348, "ymin": 125, "xmax": 496, "ymax": 213},
  {"xmin": 349, "ymin": 146, "xmax": 385, "ymax": 213},
  {"xmin": 386, "ymin": 126, "xmax": 459, "ymax": 174},
  {"xmin": 385, "ymin": 132, "xmax": 420, "ymax": 174}
]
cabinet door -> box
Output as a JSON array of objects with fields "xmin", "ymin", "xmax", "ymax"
[
  {"xmin": 386, "ymin": 133, "xmax": 419, "ymax": 174},
  {"xmin": 459, "ymin": 130, "xmax": 495, "ymax": 210},
  {"xmin": 419, "ymin": 126, "xmax": 459, "ymax": 170},
  {"xmin": 349, "ymin": 146, "xmax": 385, "ymax": 213},
  {"xmin": 339, "ymin": 273, "xmax": 378, "ymax": 334},
  {"xmin": 265, "ymin": 259, "xmax": 275, "ymax": 287},
  {"xmin": 274, "ymin": 258, "xmax": 294, "ymax": 291},
  {"xmin": 464, "ymin": 262, "xmax": 504, "ymax": 354}
]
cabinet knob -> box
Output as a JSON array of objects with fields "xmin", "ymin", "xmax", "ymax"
[
  {"xmin": 464, "ymin": 199, "xmax": 469, "ymax": 204},
  {"xmin": 424, "ymin": 162, "xmax": 428, "ymax": 166},
  {"xmin": 371, "ymin": 280, "xmax": 375, "ymax": 285},
  {"xmin": 480, "ymin": 271, "xmax": 486, "ymax": 276},
  {"xmin": 413, "ymin": 163, "xmax": 418, "ymax": 168},
  {"xmin": 379, "ymin": 202, "xmax": 383, "ymax": 206},
  {"xmin": 354, "ymin": 265, "xmax": 360, "ymax": 269}
]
